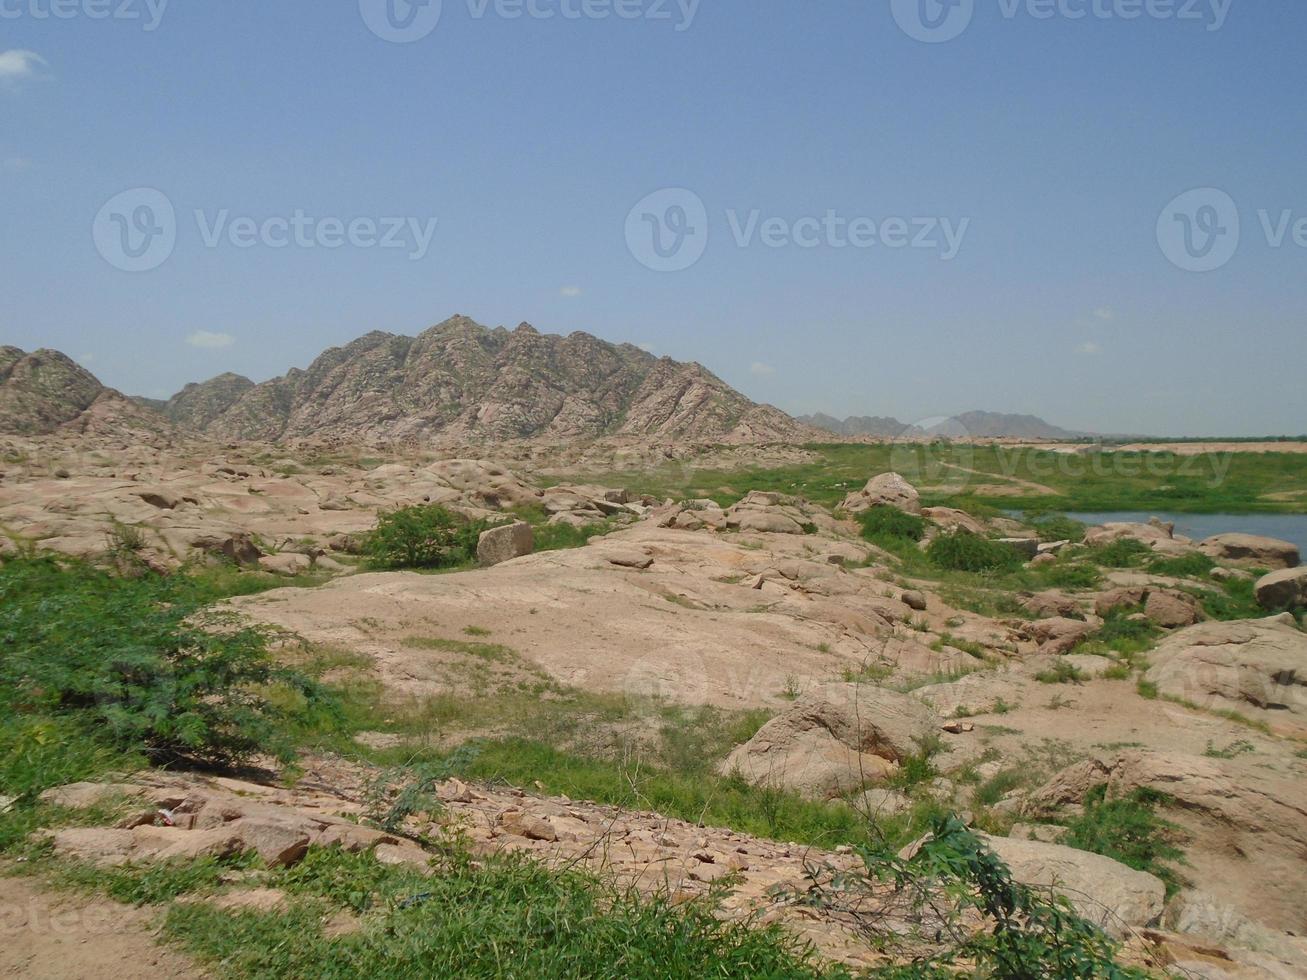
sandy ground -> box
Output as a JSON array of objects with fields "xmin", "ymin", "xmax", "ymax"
[{"xmin": 0, "ymin": 871, "xmax": 203, "ymax": 979}]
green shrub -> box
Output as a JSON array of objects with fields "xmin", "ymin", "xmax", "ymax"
[
  {"xmin": 166, "ymin": 847, "xmax": 839, "ymax": 979},
  {"xmin": 807, "ymin": 815, "xmax": 1147, "ymax": 977},
  {"xmin": 364, "ymin": 505, "xmax": 493, "ymax": 570},
  {"xmin": 0, "ymin": 556, "xmax": 332, "ymax": 781},
  {"xmin": 1063, "ymin": 785, "xmax": 1187, "ymax": 897},
  {"xmin": 1087, "ymin": 538, "xmax": 1151, "ymax": 568},
  {"xmin": 858, "ymin": 507, "xmax": 927, "ymax": 543},
  {"xmin": 926, "ymin": 532, "xmax": 1023, "ymax": 573},
  {"xmin": 1148, "ymin": 553, "xmax": 1215, "ymax": 578},
  {"xmin": 1038, "ymin": 561, "xmax": 1103, "ymax": 590},
  {"xmin": 1035, "ymin": 660, "xmax": 1088, "ymax": 685},
  {"xmin": 1030, "ymin": 514, "xmax": 1087, "ymax": 544},
  {"xmin": 533, "ymin": 520, "xmax": 614, "ymax": 552}
]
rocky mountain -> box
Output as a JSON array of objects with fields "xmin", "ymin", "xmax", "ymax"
[
  {"xmin": 803, "ymin": 410, "xmax": 1087, "ymax": 440},
  {"xmin": 798, "ymin": 414, "xmax": 922, "ymax": 438},
  {"xmin": 0, "ymin": 347, "xmax": 171, "ymax": 439},
  {"xmin": 158, "ymin": 316, "xmax": 814, "ymax": 443}
]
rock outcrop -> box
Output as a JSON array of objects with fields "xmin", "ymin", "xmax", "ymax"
[
  {"xmin": 1255, "ymin": 567, "xmax": 1307, "ymax": 610},
  {"xmin": 1141, "ymin": 615, "xmax": 1307, "ymax": 733},
  {"xmin": 721, "ymin": 683, "xmax": 940, "ymax": 798},
  {"xmin": 1199, "ymin": 533, "xmax": 1300, "ymax": 571},
  {"xmin": 981, "ymin": 835, "xmax": 1165, "ymax": 936},
  {"xmin": 839, "ymin": 472, "xmax": 921, "ymax": 516},
  {"xmin": 1026, "ymin": 750, "xmax": 1307, "ymax": 935}
]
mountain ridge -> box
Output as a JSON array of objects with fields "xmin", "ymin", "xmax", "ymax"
[
  {"xmin": 800, "ymin": 410, "xmax": 1090, "ymax": 441},
  {"xmin": 146, "ymin": 316, "xmax": 817, "ymax": 443}
]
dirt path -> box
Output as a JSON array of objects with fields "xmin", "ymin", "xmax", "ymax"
[{"xmin": 0, "ymin": 870, "xmax": 203, "ymax": 980}]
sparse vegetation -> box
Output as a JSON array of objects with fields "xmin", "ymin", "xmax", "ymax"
[
  {"xmin": 364, "ymin": 504, "xmax": 495, "ymax": 570},
  {"xmin": 1062, "ymin": 785, "xmax": 1187, "ymax": 897},
  {"xmin": 926, "ymin": 531, "xmax": 1024, "ymax": 574}
]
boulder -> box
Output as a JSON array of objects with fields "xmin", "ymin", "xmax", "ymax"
[
  {"xmin": 1143, "ymin": 589, "xmax": 1206, "ymax": 628},
  {"xmin": 734, "ymin": 511, "xmax": 804, "ymax": 535},
  {"xmin": 259, "ymin": 552, "xmax": 312, "ymax": 576},
  {"xmin": 922, "ymin": 507, "xmax": 985, "ymax": 535},
  {"xmin": 900, "ymin": 590, "xmax": 928, "ymax": 612},
  {"xmin": 981, "ymin": 835, "xmax": 1165, "ymax": 936},
  {"xmin": 477, "ymin": 521, "xmax": 534, "ymax": 567},
  {"xmin": 1255, "ymin": 567, "xmax": 1307, "ymax": 610},
  {"xmin": 1020, "ymin": 591, "xmax": 1084, "ymax": 620},
  {"xmin": 192, "ymin": 531, "xmax": 262, "ymax": 566},
  {"xmin": 721, "ymin": 683, "xmax": 940, "ymax": 799},
  {"xmin": 1024, "ymin": 616, "xmax": 1095, "ymax": 655},
  {"xmin": 1199, "ymin": 533, "xmax": 1300, "ymax": 571},
  {"xmin": 840, "ymin": 472, "xmax": 922, "ymax": 516},
  {"xmin": 1094, "ymin": 586, "xmax": 1148, "ymax": 616},
  {"xmin": 1084, "ymin": 522, "xmax": 1195, "ymax": 557},
  {"xmin": 1142, "ymin": 615, "xmax": 1307, "ymax": 732}
]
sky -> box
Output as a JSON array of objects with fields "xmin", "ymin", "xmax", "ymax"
[{"xmin": 1, "ymin": 0, "xmax": 1304, "ymax": 437}]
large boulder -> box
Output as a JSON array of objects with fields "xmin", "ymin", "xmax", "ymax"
[
  {"xmin": 1255, "ymin": 567, "xmax": 1307, "ymax": 610},
  {"xmin": 721, "ymin": 683, "xmax": 940, "ymax": 799},
  {"xmin": 1026, "ymin": 751, "xmax": 1307, "ymax": 935},
  {"xmin": 1142, "ymin": 615, "xmax": 1307, "ymax": 733},
  {"xmin": 477, "ymin": 521, "xmax": 534, "ymax": 567},
  {"xmin": 1084, "ymin": 521, "xmax": 1195, "ymax": 557},
  {"xmin": 1199, "ymin": 533, "xmax": 1300, "ymax": 571},
  {"xmin": 981, "ymin": 835, "xmax": 1165, "ymax": 936},
  {"xmin": 840, "ymin": 472, "xmax": 921, "ymax": 516}
]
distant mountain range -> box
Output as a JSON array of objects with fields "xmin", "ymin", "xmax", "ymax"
[
  {"xmin": 1, "ymin": 317, "xmax": 816, "ymax": 444},
  {"xmin": 798, "ymin": 411, "xmax": 1090, "ymax": 441}
]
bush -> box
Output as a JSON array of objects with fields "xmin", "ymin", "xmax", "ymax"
[
  {"xmin": 364, "ymin": 505, "xmax": 493, "ymax": 570},
  {"xmin": 803, "ymin": 815, "xmax": 1147, "ymax": 977},
  {"xmin": 1038, "ymin": 561, "xmax": 1103, "ymax": 590},
  {"xmin": 533, "ymin": 520, "xmax": 614, "ymax": 552},
  {"xmin": 858, "ymin": 507, "xmax": 927, "ymax": 544},
  {"xmin": 926, "ymin": 532, "xmax": 1023, "ymax": 573},
  {"xmin": 0, "ymin": 556, "xmax": 332, "ymax": 780},
  {"xmin": 1148, "ymin": 552, "xmax": 1215, "ymax": 578},
  {"xmin": 1030, "ymin": 514, "xmax": 1087, "ymax": 544},
  {"xmin": 1087, "ymin": 538, "xmax": 1151, "ymax": 568},
  {"xmin": 1063, "ymin": 785, "xmax": 1187, "ymax": 897}
]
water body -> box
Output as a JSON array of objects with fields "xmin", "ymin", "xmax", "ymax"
[{"xmin": 1062, "ymin": 512, "xmax": 1307, "ymax": 559}]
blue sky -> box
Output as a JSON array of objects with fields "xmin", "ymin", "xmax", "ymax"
[{"xmin": 2, "ymin": 0, "xmax": 1304, "ymax": 436}]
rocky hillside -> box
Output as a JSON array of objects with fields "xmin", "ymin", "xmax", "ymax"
[
  {"xmin": 158, "ymin": 316, "xmax": 813, "ymax": 443},
  {"xmin": 0, "ymin": 347, "xmax": 171, "ymax": 439}
]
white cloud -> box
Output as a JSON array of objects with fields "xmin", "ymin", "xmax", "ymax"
[
  {"xmin": 0, "ymin": 50, "xmax": 46, "ymax": 80},
  {"xmin": 187, "ymin": 330, "xmax": 235, "ymax": 350},
  {"xmin": 1093, "ymin": 307, "xmax": 1115, "ymax": 321},
  {"xmin": 1075, "ymin": 341, "xmax": 1102, "ymax": 356},
  {"xmin": 638, "ymin": 342, "xmax": 655, "ymax": 353},
  {"xmin": 749, "ymin": 361, "xmax": 776, "ymax": 377},
  {"xmin": 559, "ymin": 285, "xmax": 582, "ymax": 298}
]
